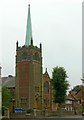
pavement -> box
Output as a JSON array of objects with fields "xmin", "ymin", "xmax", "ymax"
[
  {"xmin": 0, "ymin": 116, "xmax": 2, "ymax": 120},
  {"xmin": 1, "ymin": 118, "xmax": 83, "ymax": 120},
  {"xmin": 49, "ymin": 115, "xmax": 82, "ymax": 118}
]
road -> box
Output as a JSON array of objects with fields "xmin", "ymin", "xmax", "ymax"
[
  {"xmin": 1, "ymin": 116, "xmax": 83, "ymax": 120},
  {"xmin": 1, "ymin": 115, "xmax": 83, "ymax": 120}
]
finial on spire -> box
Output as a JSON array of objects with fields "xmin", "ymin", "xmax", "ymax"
[
  {"xmin": 28, "ymin": 0, "xmax": 30, "ymax": 7},
  {"xmin": 28, "ymin": 4, "xmax": 30, "ymax": 7}
]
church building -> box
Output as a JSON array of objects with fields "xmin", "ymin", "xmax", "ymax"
[{"xmin": 15, "ymin": 5, "xmax": 52, "ymax": 110}]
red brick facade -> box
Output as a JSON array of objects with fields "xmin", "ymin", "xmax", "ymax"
[
  {"xmin": 43, "ymin": 69, "xmax": 52, "ymax": 110},
  {"xmin": 15, "ymin": 43, "xmax": 42, "ymax": 110}
]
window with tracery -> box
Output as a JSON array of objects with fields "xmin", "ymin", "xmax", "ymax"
[
  {"xmin": 21, "ymin": 97, "xmax": 28, "ymax": 104},
  {"xmin": 34, "ymin": 52, "xmax": 40, "ymax": 61},
  {"xmin": 44, "ymin": 81, "xmax": 49, "ymax": 93}
]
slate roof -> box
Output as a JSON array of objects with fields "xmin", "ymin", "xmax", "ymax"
[{"xmin": 2, "ymin": 75, "xmax": 15, "ymax": 88}]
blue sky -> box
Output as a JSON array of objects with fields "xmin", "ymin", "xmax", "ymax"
[{"xmin": 0, "ymin": 0, "xmax": 83, "ymax": 89}]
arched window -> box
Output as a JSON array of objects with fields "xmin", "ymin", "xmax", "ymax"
[
  {"xmin": 22, "ymin": 52, "xmax": 27, "ymax": 60},
  {"xmin": 21, "ymin": 52, "xmax": 31, "ymax": 61},
  {"xmin": 34, "ymin": 52, "xmax": 40, "ymax": 61},
  {"xmin": 44, "ymin": 81, "xmax": 49, "ymax": 93}
]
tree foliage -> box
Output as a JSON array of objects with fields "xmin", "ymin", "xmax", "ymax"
[
  {"xmin": 2, "ymin": 86, "xmax": 12, "ymax": 108},
  {"xmin": 52, "ymin": 66, "xmax": 69, "ymax": 104}
]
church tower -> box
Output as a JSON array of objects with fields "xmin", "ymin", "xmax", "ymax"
[{"xmin": 15, "ymin": 5, "xmax": 42, "ymax": 110}]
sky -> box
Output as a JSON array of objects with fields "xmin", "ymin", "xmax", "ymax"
[{"xmin": 0, "ymin": 0, "xmax": 83, "ymax": 89}]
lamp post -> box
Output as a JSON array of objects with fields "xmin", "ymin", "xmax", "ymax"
[{"xmin": 81, "ymin": 78, "xmax": 84, "ymax": 115}]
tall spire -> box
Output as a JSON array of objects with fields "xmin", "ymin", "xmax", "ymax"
[{"xmin": 25, "ymin": 4, "xmax": 32, "ymax": 46}]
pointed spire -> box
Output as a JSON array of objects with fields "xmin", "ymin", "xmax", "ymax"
[
  {"xmin": 25, "ymin": 4, "xmax": 33, "ymax": 46},
  {"xmin": 31, "ymin": 37, "xmax": 33, "ymax": 46},
  {"xmin": 46, "ymin": 68, "xmax": 47, "ymax": 73},
  {"xmin": 16, "ymin": 40, "xmax": 18, "ymax": 50}
]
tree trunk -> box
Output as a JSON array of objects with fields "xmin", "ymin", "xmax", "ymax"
[{"xmin": 57, "ymin": 103, "xmax": 62, "ymax": 116}]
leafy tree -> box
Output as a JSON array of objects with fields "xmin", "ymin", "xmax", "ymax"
[
  {"xmin": 2, "ymin": 86, "xmax": 13, "ymax": 109},
  {"xmin": 52, "ymin": 66, "xmax": 69, "ymax": 105}
]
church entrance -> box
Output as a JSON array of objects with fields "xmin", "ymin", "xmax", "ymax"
[{"xmin": 34, "ymin": 98, "xmax": 39, "ymax": 109}]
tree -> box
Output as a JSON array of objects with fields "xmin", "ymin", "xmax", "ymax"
[
  {"xmin": 2, "ymin": 86, "xmax": 13, "ymax": 109},
  {"xmin": 52, "ymin": 66, "xmax": 69, "ymax": 105}
]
